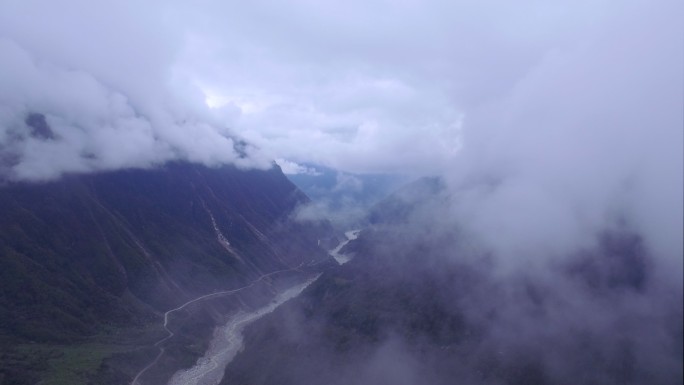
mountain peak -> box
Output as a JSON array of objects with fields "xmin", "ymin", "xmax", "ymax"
[{"xmin": 24, "ymin": 112, "xmax": 55, "ymax": 140}]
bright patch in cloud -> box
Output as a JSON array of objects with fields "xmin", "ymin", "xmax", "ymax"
[{"xmin": 275, "ymin": 158, "xmax": 322, "ymax": 176}]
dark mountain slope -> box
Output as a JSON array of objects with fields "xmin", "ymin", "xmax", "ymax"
[
  {"xmin": 286, "ymin": 164, "xmax": 402, "ymax": 207},
  {"xmin": 366, "ymin": 176, "xmax": 445, "ymax": 226},
  {"xmin": 222, "ymin": 178, "xmax": 682, "ymax": 385},
  {"xmin": 0, "ymin": 162, "xmax": 332, "ymax": 345}
]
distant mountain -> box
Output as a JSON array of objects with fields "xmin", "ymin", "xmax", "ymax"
[
  {"xmin": 286, "ymin": 164, "xmax": 404, "ymax": 207},
  {"xmin": 284, "ymin": 163, "xmax": 406, "ymax": 228},
  {"xmin": 366, "ymin": 176, "xmax": 445, "ymax": 225},
  {"xmin": 222, "ymin": 177, "xmax": 683, "ymax": 385},
  {"xmin": 0, "ymin": 162, "xmax": 334, "ymax": 384}
]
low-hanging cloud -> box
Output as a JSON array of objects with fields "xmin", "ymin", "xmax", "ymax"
[
  {"xmin": 4, "ymin": 0, "xmax": 679, "ymax": 188},
  {"xmin": 291, "ymin": 172, "xmax": 371, "ymax": 229},
  {"xmin": 441, "ymin": 0, "xmax": 683, "ymax": 282},
  {"xmin": 0, "ymin": 0, "xmax": 271, "ymax": 181},
  {"xmin": 275, "ymin": 159, "xmax": 322, "ymax": 176}
]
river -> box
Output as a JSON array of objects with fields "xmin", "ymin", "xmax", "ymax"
[
  {"xmin": 329, "ymin": 229, "xmax": 361, "ymax": 265},
  {"xmin": 165, "ymin": 275, "xmax": 320, "ymax": 385}
]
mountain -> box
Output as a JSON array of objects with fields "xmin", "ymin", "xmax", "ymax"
[
  {"xmin": 284, "ymin": 163, "xmax": 407, "ymax": 229},
  {"xmin": 221, "ymin": 178, "xmax": 683, "ymax": 385},
  {"xmin": 0, "ymin": 162, "xmax": 334, "ymax": 384},
  {"xmin": 285, "ymin": 163, "xmax": 404, "ymax": 209},
  {"xmin": 366, "ymin": 176, "xmax": 445, "ymax": 225}
]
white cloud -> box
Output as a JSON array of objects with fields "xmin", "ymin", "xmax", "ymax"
[
  {"xmin": 275, "ymin": 158, "xmax": 321, "ymax": 176},
  {"xmin": 0, "ymin": 0, "xmax": 270, "ymax": 181},
  {"xmin": 164, "ymin": 0, "xmax": 627, "ymax": 175},
  {"xmin": 441, "ymin": 0, "xmax": 683, "ymax": 279}
]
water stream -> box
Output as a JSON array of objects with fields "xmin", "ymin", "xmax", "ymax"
[
  {"xmin": 165, "ymin": 275, "xmax": 319, "ymax": 385},
  {"xmin": 329, "ymin": 229, "xmax": 361, "ymax": 265}
]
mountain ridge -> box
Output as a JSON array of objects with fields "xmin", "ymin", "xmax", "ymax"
[{"xmin": 0, "ymin": 161, "xmax": 334, "ymax": 384}]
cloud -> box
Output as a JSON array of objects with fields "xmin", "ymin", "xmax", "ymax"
[
  {"xmin": 441, "ymin": 0, "xmax": 683, "ymax": 281},
  {"xmin": 292, "ymin": 197, "xmax": 368, "ymax": 230},
  {"xmin": 275, "ymin": 158, "xmax": 321, "ymax": 176},
  {"xmin": 3, "ymin": 0, "xmax": 678, "ymax": 183},
  {"xmin": 333, "ymin": 173, "xmax": 363, "ymax": 193},
  {"xmin": 0, "ymin": 0, "xmax": 270, "ymax": 181},
  {"xmin": 167, "ymin": 0, "xmax": 641, "ymax": 176}
]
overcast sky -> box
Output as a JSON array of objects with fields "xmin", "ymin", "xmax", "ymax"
[{"xmin": 0, "ymin": 0, "xmax": 679, "ymax": 178}]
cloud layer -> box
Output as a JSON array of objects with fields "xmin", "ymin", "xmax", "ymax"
[
  {"xmin": 0, "ymin": 1, "xmax": 681, "ymax": 274},
  {"xmin": 0, "ymin": 0, "xmax": 269, "ymax": 181},
  {"xmin": 1, "ymin": 0, "xmax": 680, "ymax": 179},
  {"xmin": 173, "ymin": 0, "xmax": 679, "ymax": 176},
  {"xmin": 442, "ymin": 0, "xmax": 683, "ymax": 280}
]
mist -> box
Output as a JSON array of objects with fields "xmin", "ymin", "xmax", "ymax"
[
  {"xmin": 442, "ymin": 0, "xmax": 683, "ymax": 281},
  {"xmin": 228, "ymin": 184, "xmax": 682, "ymax": 384}
]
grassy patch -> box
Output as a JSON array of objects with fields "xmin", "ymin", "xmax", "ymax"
[
  {"xmin": 6, "ymin": 342, "xmax": 143, "ymax": 385},
  {"xmin": 39, "ymin": 343, "xmax": 132, "ymax": 385},
  {"xmin": 2, "ymin": 324, "xmax": 164, "ymax": 385}
]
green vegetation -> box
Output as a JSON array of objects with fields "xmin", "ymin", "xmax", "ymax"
[
  {"xmin": 0, "ymin": 323, "xmax": 164, "ymax": 385},
  {"xmin": 22, "ymin": 344, "xmax": 130, "ymax": 385}
]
